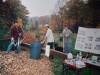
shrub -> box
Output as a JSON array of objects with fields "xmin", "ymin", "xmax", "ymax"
[{"xmin": 0, "ymin": 18, "xmax": 9, "ymax": 39}]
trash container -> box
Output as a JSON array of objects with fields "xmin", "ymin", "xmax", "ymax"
[{"xmin": 30, "ymin": 41, "xmax": 42, "ymax": 60}]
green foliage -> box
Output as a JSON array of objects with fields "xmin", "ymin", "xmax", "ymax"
[
  {"xmin": 0, "ymin": 0, "xmax": 29, "ymax": 27},
  {"xmin": 0, "ymin": 18, "xmax": 9, "ymax": 39},
  {"xmin": 67, "ymin": 0, "xmax": 89, "ymax": 22},
  {"xmin": 0, "ymin": 41, "xmax": 10, "ymax": 51},
  {"xmin": 24, "ymin": 24, "xmax": 30, "ymax": 31},
  {"xmin": 54, "ymin": 33, "xmax": 63, "ymax": 46},
  {"xmin": 52, "ymin": 56, "xmax": 63, "ymax": 75}
]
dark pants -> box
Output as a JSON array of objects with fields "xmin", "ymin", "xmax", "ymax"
[{"xmin": 47, "ymin": 42, "xmax": 54, "ymax": 49}]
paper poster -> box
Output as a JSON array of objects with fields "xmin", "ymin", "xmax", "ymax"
[
  {"xmin": 45, "ymin": 45, "xmax": 50, "ymax": 57},
  {"xmin": 75, "ymin": 27, "xmax": 100, "ymax": 54}
]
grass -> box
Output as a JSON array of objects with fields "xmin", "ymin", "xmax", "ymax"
[
  {"xmin": 52, "ymin": 34, "xmax": 100, "ymax": 75},
  {"xmin": 52, "ymin": 56, "xmax": 63, "ymax": 75}
]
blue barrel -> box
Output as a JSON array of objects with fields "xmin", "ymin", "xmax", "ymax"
[{"xmin": 30, "ymin": 41, "xmax": 42, "ymax": 60}]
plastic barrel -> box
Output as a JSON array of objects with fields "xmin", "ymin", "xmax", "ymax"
[{"xmin": 30, "ymin": 41, "xmax": 42, "ymax": 60}]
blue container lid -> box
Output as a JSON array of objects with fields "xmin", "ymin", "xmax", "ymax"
[{"xmin": 30, "ymin": 41, "xmax": 41, "ymax": 48}]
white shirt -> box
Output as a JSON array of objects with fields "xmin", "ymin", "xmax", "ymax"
[{"xmin": 46, "ymin": 28, "xmax": 54, "ymax": 42}]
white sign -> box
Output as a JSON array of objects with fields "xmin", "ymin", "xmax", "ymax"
[
  {"xmin": 45, "ymin": 45, "xmax": 50, "ymax": 57},
  {"xmin": 75, "ymin": 27, "xmax": 100, "ymax": 54}
]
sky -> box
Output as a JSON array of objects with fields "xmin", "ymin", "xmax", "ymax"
[{"xmin": 21, "ymin": 0, "xmax": 58, "ymax": 17}]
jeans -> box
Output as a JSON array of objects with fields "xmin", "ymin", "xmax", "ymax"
[
  {"xmin": 6, "ymin": 39, "xmax": 21, "ymax": 53},
  {"xmin": 64, "ymin": 43, "xmax": 72, "ymax": 53}
]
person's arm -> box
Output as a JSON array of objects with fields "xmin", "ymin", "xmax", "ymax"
[
  {"xmin": 10, "ymin": 27, "xmax": 15, "ymax": 41},
  {"xmin": 11, "ymin": 37, "xmax": 14, "ymax": 41},
  {"xmin": 69, "ymin": 30, "xmax": 73, "ymax": 38},
  {"xmin": 62, "ymin": 29, "xmax": 65, "ymax": 51},
  {"xmin": 63, "ymin": 37, "xmax": 64, "ymax": 48},
  {"xmin": 18, "ymin": 26, "xmax": 23, "ymax": 38},
  {"xmin": 11, "ymin": 27, "xmax": 14, "ymax": 38},
  {"xmin": 42, "ymin": 29, "xmax": 49, "ymax": 45},
  {"xmin": 41, "ymin": 36, "xmax": 47, "ymax": 45}
]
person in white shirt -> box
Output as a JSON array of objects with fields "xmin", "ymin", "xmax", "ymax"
[{"xmin": 42, "ymin": 24, "xmax": 54, "ymax": 49}]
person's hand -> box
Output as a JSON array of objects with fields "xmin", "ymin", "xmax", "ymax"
[
  {"xmin": 11, "ymin": 37, "xmax": 14, "ymax": 41},
  {"xmin": 20, "ymin": 39, "xmax": 22, "ymax": 44},
  {"xmin": 14, "ymin": 43, "xmax": 17, "ymax": 47},
  {"xmin": 19, "ymin": 33, "xmax": 22, "ymax": 36},
  {"xmin": 41, "ymin": 41, "xmax": 44, "ymax": 44},
  {"xmin": 41, "ymin": 41, "xmax": 43, "ymax": 44}
]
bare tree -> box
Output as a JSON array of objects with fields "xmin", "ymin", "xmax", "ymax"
[{"xmin": 51, "ymin": 0, "xmax": 67, "ymax": 33}]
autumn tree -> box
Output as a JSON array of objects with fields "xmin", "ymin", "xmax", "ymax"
[
  {"xmin": 64, "ymin": 0, "xmax": 89, "ymax": 32},
  {"xmin": 88, "ymin": 0, "xmax": 100, "ymax": 28},
  {"xmin": 66, "ymin": 0, "xmax": 100, "ymax": 32},
  {"xmin": 0, "ymin": 0, "xmax": 29, "ymax": 27},
  {"xmin": 52, "ymin": 0, "xmax": 100, "ymax": 33},
  {"xmin": 51, "ymin": 0, "xmax": 66, "ymax": 33},
  {"xmin": 53, "ymin": 0, "xmax": 91, "ymax": 33},
  {"xmin": 0, "ymin": 0, "xmax": 29, "ymax": 38},
  {"xmin": 49, "ymin": 15, "xmax": 58, "ymax": 32}
]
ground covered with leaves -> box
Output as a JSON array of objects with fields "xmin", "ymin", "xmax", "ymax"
[{"xmin": 0, "ymin": 51, "xmax": 54, "ymax": 75}]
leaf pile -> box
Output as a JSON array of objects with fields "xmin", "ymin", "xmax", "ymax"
[{"xmin": 1, "ymin": 51, "xmax": 54, "ymax": 75}]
